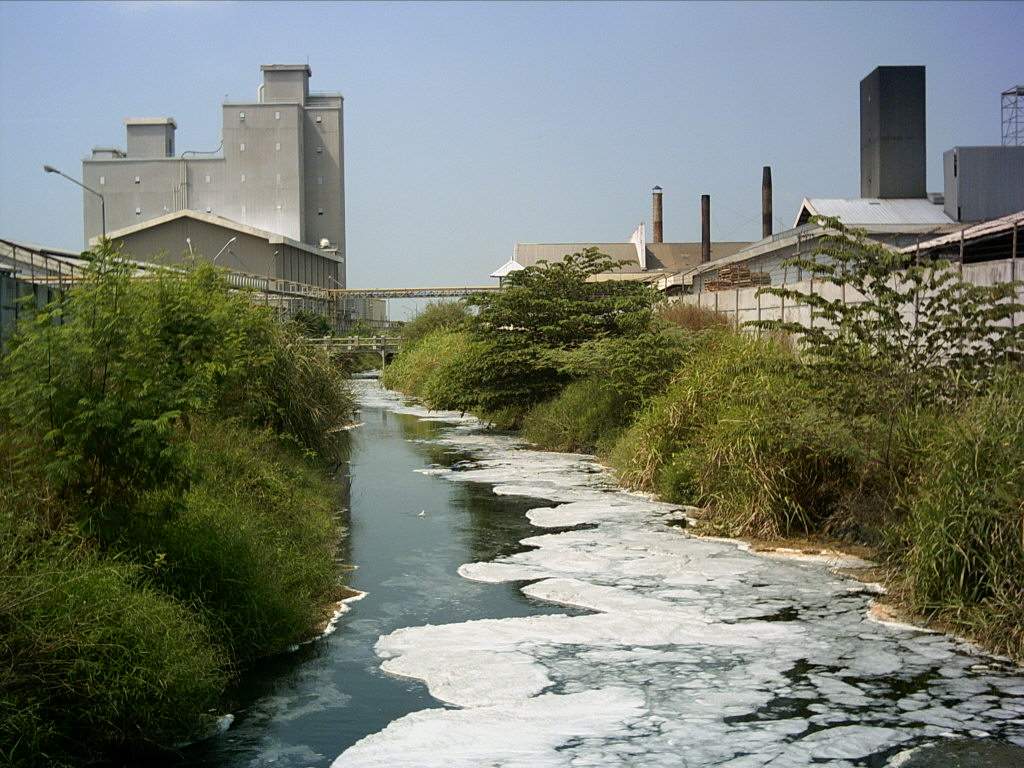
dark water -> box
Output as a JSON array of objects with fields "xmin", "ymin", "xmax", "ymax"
[{"xmin": 178, "ymin": 401, "xmax": 580, "ymax": 767}]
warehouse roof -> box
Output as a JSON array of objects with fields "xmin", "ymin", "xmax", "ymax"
[{"xmin": 795, "ymin": 198, "xmax": 953, "ymax": 230}]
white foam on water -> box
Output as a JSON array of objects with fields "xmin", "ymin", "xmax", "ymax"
[{"xmin": 336, "ymin": 385, "xmax": 1024, "ymax": 767}]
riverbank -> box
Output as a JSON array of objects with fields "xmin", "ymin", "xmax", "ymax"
[
  {"xmin": 0, "ymin": 250, "xmax": 354, "ymax": 766},
  {"xmin": 380, "ymin": 242, "xmax": 1024, "ymax": 664},
  {"xmin": 333, "ymin": 380, "xmax": 1024, "ymax": 766}
]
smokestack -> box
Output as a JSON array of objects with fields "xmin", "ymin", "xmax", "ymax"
[
  {"xmin": 762, "ymin": 166, "xmax": 773, "ymax": 238},
  {"xmin": 651, "ymin": 186, "xmax": 663, "ymax": 243},
  {"xmin": 701, "ymin": 194, "xmax": 711, "ymax": 263}
]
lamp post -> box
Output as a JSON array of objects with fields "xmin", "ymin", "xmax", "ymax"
[
  {"xmin": 212, "ymin": 236, "xmax": 237, "ymax": 263},
  {"xmin": 43, "ymin": 164, "xmax": 105, "ymax": 240},
  {"xmin": 186, "ymin": 237, "xmax": 195, "ymax": 258}
]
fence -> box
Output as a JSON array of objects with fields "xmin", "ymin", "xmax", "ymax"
[{"xmin": 674, "ymin": 257, "xmax": 1024, "ymax": 333}]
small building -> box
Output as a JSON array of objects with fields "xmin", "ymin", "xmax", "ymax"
[
  {"xmin": 943, "ymin": 146, "xmax": 1024, "ymax": 223},
  {"xmin": 92, "ymin": 209, "xmax": 344, "ymax": 288}
]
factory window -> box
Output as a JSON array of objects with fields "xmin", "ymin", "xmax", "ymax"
[
  {"xmin": 274, "ymin": 110, "xmax": 280, "ymax": 120},
  {"xmin": 239, "ymin": 111, "xmax": 245, "ymax": 120},
  {"xmin": 134, "ymin": 176, "xmax": 140, "ymax": 184},
  {"xmin": 206, "ymin": 206, "xmax": 212, "ymax": 213},
  {"xmin": 316, "ymin": 146, "xmax": 323, "ymax": 154},
  {"xmin": 240, "ymin": 173, "xmax": 246, "ymax": 183},
  {"xmin": 241, "ymin": 205, "xmax": 246, "ymax": 215},
  {"xmin": 205, "ymin": 174, "xmax": 211, "ymax": 183},
  {"xmin": 99, "ymin": 176, "xmax": 105, "ymax": 185},
  {"xmin": 135, "ymin": 207, "xmax": 141, "ymax": 215},
  {"xmin": 315, "ymin": 114, "xmax": 322, "ymax": 123},
  {"xmin": 240, "ymin": 143, "xmax": 246, "ymax": 152},
  {"xmin": 318, "ymin": 208, "xmax": 324, "ymax": 215},
  {"xmin": 275, "ymin": 173, "xmax": 281, "ymax": 184},
  {"xmin": 275, "ymin": 142, "xmax": 281, "ymax": 151},
  {"xmin": 317, "ymin": 175, "xmax": 324, "ymax": 185}
]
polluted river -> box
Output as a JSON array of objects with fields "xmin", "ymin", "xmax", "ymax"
[{"xmin": 182, "ymin": 377, "xmax": 1024, "ymax": 768}]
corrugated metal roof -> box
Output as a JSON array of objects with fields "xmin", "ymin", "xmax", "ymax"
[
  {"xmin": 796, "ymin": 198, "xmax": 953, "ymax": 228},
  {"xmin": 898, "ymin": 210, "xmax": 1024, "ymax": 253}
]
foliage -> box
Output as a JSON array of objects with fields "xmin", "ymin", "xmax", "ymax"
[
  {"xmin": 470, "ymin": 248, "xmax": 657, "ymax": 348},
  {"xmin": 658, "ymin": 302, "xmax": 730, "ymax": 332},
  {"xmin": 0, "ymin": 508, "xmax": 227, "ymax": 767},
  {"xmin": 753, "ymin": 217, "xmax": 1023, "ymax": 413},
  {"xmin": 0, "ymin": 246, "xmax": 351, "ymax": 762},
  {"xmin": 399, "ymin": 300, "xmax": 471, "ymax": 346},
  {"xmin": 122, "ymin": 419, "xmax": 341, "ymax": 661},
  {"xmin": 289, "ymin": 309, "xmax": 334, "ymax": 338},
  {"xmin": 895, "ymin": 371, "xmax": 1024, "ymax": 660},
  {"xmin": 382, "ymin": 329, "xmax": 481, "ymax": 412},
  {"xmin": 522, "ymin": 377, "xmax": 625, "ymax": 454}
]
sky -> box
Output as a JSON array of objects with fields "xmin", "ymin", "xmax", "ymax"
[{"xmin": 0, "ymin": 0, "xmax": 1021, "ymax": 313}]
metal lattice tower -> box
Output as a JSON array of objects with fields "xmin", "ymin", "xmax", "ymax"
[{"xmin": 1002, "ymin": 85, "xmax": 1024, "ymax": 146}]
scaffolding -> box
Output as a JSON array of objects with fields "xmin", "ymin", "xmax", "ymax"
[{"xmin": 1002, "ymin": 85, "xmax": 1024, "ymax": 146}]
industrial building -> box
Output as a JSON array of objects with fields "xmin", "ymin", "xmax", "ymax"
[{"xmin": 82, "ymin": 63, "xmax": 346, "ymax": 289}]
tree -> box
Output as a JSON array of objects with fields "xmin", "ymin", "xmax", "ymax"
[{"xmin": 753, "ymin": 217, "xmax": 1023, "ymax": 413}]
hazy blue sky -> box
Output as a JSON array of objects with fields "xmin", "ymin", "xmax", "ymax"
[{"xmin": 1, "ymin": 1, "xmax": 1020, "ymax": 299}]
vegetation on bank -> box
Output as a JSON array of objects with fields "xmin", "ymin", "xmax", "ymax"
[
  {"xmin": 1, "ymin": 246, "xmax": 352, "ymax": 766},
  {"xmin": 383, "ymin": 226, "xmax": 1024, "ymax": 660}
]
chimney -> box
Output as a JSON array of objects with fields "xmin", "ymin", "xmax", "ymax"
[
  {"xmin": 860, "ymin": 66, "xmax": 926, "ymax": 198},
  {"xmin": 762, "ymin": 166, "xmax": 773, "ymax": 238},
  {"xmin": 701, "ymin": 194, "xmax": 711, "ymax": 263},
  {"xmin": 651, "ymin": 186, "xmax": 663, "ymax": 243}
]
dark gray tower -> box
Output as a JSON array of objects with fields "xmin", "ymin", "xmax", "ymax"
[{"xmin": 860, "ymin": 66, "xmax": 926, "ymax": 198}]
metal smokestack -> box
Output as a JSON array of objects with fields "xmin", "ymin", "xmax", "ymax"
[
  {"xmin": 701, "ymin": 194, "xmax": 711, "ymax": 263},
  {"xmin": 762, "ymin": 166, "xmax": 773, "ymax": 238},
  {"xmin": 651, "ymin": 186, "xmax": 663, "ymax": 243}
]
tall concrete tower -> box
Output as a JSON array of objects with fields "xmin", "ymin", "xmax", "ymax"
[{"xmin": 860, "ymin": 66, "xmax": 926, "ymax": 199}]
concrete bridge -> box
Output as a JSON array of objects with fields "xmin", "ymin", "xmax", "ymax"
[{"xmin": 310, "ymin": 335, "xmax": 402, "ymax": 365}]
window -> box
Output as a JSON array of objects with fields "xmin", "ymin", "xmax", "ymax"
[
  {"xmin": 275, "ymin": 173, "xmax": 281, "ymax": 184},
  {"xmin": 99, "ymin": 176, "xmax": 105, "ymax": 185},
  {"xmin": 316, "ymin": 146, "xmax": 323, "ymax": 154},
  {"xmin": 317, "ymin": 175, "xmax": 324, "ymax": 185},
  {"xmin": 274, "ymin": 110, "xmax": 280, "ymax": 120},
  {"xmin": 239, "ymin": 111, "xmax": 246, "ymax": 120},
  {"xmin": 205, "ymin": 206, "xmax": 212, "ymax": 213},
  {"xmin": 134, "ymin": 176, "xmax": 140, "ymax": 184},
  {"xmin": 240, "ymin": 173, "xmax": 246, "ymax": 183},
  {"xmin": 275, "ymin": 142, "xmax": 281, "ymax": 151},
  {"xmin": 315, "ymin": 114, "xmax": 322, "ymax": 123},
  {"xmin": 239, "ymin": 143, "xmax": 245, "ymax": 152},
  {"xmin": 317, "ymin": 208, "xmax": 324, "ymax": 216},
  {"xmin": 205, "ymin": 174, "xmax": 211, "ymax": 183},
  {"xmin": 241, "ymin": 205, "xmax": 246, "ymax": 215},
  {"xmin": 135, "ymin": 207, "xmax": 142, "ymax": 215}
]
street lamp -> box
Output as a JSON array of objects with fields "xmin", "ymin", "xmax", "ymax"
[
  {"xmin": 212, "ymin": 236, "xmax": 237, "ymax": 263},
  {"xmin": 186, "ymin": 237, "xmax": 195, "ymax": 258},
  {"xmin": 44, "ymin": 164, "xmax": 105, "ymax": 240}
]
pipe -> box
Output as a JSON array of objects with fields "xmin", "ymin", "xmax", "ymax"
[
  {"xmin": 762, "ymin": 166, "xmax": 773, "ymax": 239},
  {"xmin": 651, "ymin": 186, "xmax": 663, "ymax": 243},
  {"xmin": 701, "ymin": 194, "xmax": 711, "ymax": 263}
]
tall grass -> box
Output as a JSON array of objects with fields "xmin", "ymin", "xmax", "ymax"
[
  {"xmin": 522, "ymin": 377, "xmax": 625, "ymax": 453},
  {"xmin": 895, "ymin": 372, "xmax": 1024, "ymax": 659},
  {"xmin": 0, "ymin": 508, "xmax": 227, "ymax": 767},
  {"xmin": 0, "ymin": 248, "xmax": 351, "ymax": 763},
  {"xmin": 382, "ymin": 328, "xmax": 481, "ymax": 412}
]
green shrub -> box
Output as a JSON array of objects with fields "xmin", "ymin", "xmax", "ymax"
[
  {"xmin": 0, "ymin": 514, "xmax": 227, "ymax": 767},
  {"xmin": 399, "ymin": 301, "xmax": 470, "ymax": 346},
  {"xmin": 383, "ymin": 329, "xmax": 482, "ymax": 412},
  {"xmin": 896, "ymin": 372, "xmax": 1024, "ymax": 660},
  {"xmin": 121, "ymin": 420, "xmax": 341, "ymax": 661},
  {"xmin": 611, "ymin": 329, "xmax": 888, "ymax": 539},
  {"xmin": 522, "ymin": 377, "xmax": 625, "ymax": 453}
]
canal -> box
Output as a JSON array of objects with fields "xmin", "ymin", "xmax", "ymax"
[{"xmin": 183, "ymin": 378, "xmax": 1024, "ymax": 767}]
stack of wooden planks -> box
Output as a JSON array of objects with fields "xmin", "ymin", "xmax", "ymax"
[{"xmin": 704, "ymin": 265, "xmax": 771, "ymax": 292}]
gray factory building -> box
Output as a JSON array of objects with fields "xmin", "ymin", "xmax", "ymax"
[{"xmin": 81, "ymin": 63, "xmax": 345, "ymax": 286}]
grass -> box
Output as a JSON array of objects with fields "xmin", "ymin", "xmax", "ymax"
[
  {"xmin": 522, "ymin": 377, "xmax": 626, "ymax": 454},
  {"xmin": 894, "ymin": 371, "xmax": 1024, "ymax": 660},
  {"xmin": 0, "ymin": 508, "xmax": 227, "ymax": 767},
  {"xmin": 382, "ymin": 328, "xmax": 480, "ymax": 412}
]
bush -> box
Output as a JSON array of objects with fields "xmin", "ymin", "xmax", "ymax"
[
  {"xmin": 658, "ymin": 302, "xmax": 729, "ymax": 332},
  {"xmin": 122, "ymin": 420, "xmax": 341, "ymax": 661},
  {"xmin": 611, "ymin": 329, "xmax": 887, "ymax": 538},
  {"xmin": 0, "ymin": 514, "xmax": 227, "ymax": 767},
  {"xmin": 399, "ymin": 301, "xmax": 470, "ymax": 346},
  {"xmin": 896, "ymin": 372, "xmax": 1024, "ymax": 660},
  {"xmin": 382, "ymin": 329, "xmax": 481, "ymax": 412},
  {"xmin": 522, "ymin": 377, "xmax": 625, "ymax": 453}
]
